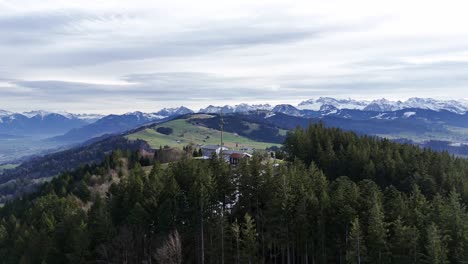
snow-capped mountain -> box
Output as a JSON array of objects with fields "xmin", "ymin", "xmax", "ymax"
[
  {"xmin": 0, "ymin": 110, "xmax": 13, "ymax": 117},
  {"xmin": 155, "ymin": 106, "xmax": 194, "ymax": 117},
  {"xmin": 298, "ymin": 97, "xmax": 468, "ymax": 114},
  {"xmin": 19, "ymin": 110, "xmax": 104, "ymax": 122},
  {"xmin": 319, "ymin": 104, "xmax": 340, "ymax": 115},
  {"xmin": 196, "ymin": 98, "xmax": 468, "ymax": 118},
  {"xmin": 61, "ymin": 113, "xmax": 104, "ymax": 122},
  {"xmin": 199, "ymin": 104, "xmax": 272, "ymax": 114},
  {"xmin": 1, "ymin": 97, "xmax": 467, "ymax": 141},
  {"xmin": 362, "ymin": 98, "xmax": 468, "ymax": 114},
  {"xmin": 298, "ymin": 97, "xmax": 369, "ymax": 111},
  {"xmin": 199, "ymin": 105, "xmax": 233, "ymax": 114},
  {"xmin": 21, "ymin": 110, "xmax": 54, "ymax": 118},
  {"xmin": 233, "ymin": 103, "xmax": 273, "ymax": 112},
  {"xmin": 364, "ymin": 99, "xmax": 404, "ymax": 112},
  {"xmin": 403, "ymin": 98, "xmax": 468, "ymax": 114},
  {"xmin": 0, "ymin": 112, "xmax": 88, "ymax": 136},
  {"xmin": 272, "ymin": 104, "xmax": 302, "ymax": 116}
]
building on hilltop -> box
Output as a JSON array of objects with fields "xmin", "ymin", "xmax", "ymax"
[
  {"xmin": 201, "ymin": 145, "xmax": 229, "ymax": 158},
  {"xmin": 201, "ymin": 145, "xmax": 252, "ymax": 165}
]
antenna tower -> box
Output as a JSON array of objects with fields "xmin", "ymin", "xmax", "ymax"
[{"xmin": 220, "ymin": 110, "xmax": 224, "ymax": 147}]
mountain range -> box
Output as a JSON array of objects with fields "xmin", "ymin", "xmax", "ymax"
[
  {"xmin": 1, "ymin": 97, "xmax": 467, "ymax": 129},
  {"xmin": 0, "ymin": 104, "xmax": 468, "ymax": 201},
  {"xmin": 297, "ymin": 97, "xmax": 468, "ymax": 114},
  {"xmin": 1, "ymin": 97, "xmax": 468, "ymax": 164}
]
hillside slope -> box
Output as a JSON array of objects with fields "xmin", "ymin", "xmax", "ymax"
[
  {"xmin": 0, "ymin": 136, "xmax": 151, "ymax": 202},
  {"xmin": 126, "ymin": 114, "xmax": 284, "ymax": 150}
]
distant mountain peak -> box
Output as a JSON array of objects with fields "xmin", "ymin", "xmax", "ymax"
[
  {"xmin": 0, "ymin": 110, "xmax": 13, "ymax": 117},
  {"xmin": 156, "ymin": 106, "xmax": 194, "ymax": 117},
  {"xmin": 22, "ymin": 110, "xmax": 52, "ymax": 118},
  {"xmin": 298, "ymin": 97, "xmax": 369, "ymax": 111},
  {"xmin": 272, "ymin": 104, "xmax": 301, "ymax": 116},
  {"xmin": 198, "ymin": 104, "xmax": 271, "ymax": 114}
]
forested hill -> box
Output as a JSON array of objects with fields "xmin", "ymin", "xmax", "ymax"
[
  {"xmin": 284, "ymin": 123, "xmax": 468, "ymax": 200},
  {"xmin": 0, "ymin": 124, "xmax": 467, "ymax": 263}
]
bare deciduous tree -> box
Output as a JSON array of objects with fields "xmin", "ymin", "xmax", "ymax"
[{"xmin": 154, "ymin": 230, "xmax": 182, "ymax": 264}]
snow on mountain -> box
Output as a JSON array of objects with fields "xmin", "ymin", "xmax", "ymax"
[
  {"xmin": 155, "ymin": 106, "xmax": 194, "ymax": 117},
  {"xmin": 143, "ymin": 113, "xmax": 167, "ymax": 120},
  {"xmin": 198, "ymin": 105, "xmax": 233, "ymax": 114},
  {"xmin": 252, "ymin": 104, "xmax": 273, "ymax": 111},
  {"xmin": 272, "ymin": 104, "xmax": 302, "ymax": 116},
  {"xmin": 199, "ymin": 104, "xmax": 272, "ymax": 114},
  {"xmin": 122, "ymin": 107, "xmax": 194, "ymax": 121},
  {"xmin": 320, "ymin": 104, "xmax": 338, "ymax": 112},
  {"xmin": 19, "ymin": 110, "xmax": 102, "ymax": 122},
  {"xmin": 298, "ymin": 97, "xmax": 468, "ymax": 114},
  {"xmin": 123, "ymin": 111, "xmax": 159, "ymax": 121},
  {"xmin": 0, "ymin": 110, "xmax": 13, "ymax": 117},
  {"xmin": 234, "ymin": 103, "xmax": 273, "ymax": 112},
  {"xmin": 403, "ymin": 111, "xmax": 416, "ymax": 118},
  {"xmin": 363, "ymin": 98, "xmax": 468, "ymax": 114},
  {"xmin": 1, "ymin": 97, "xmax": 467, "ymax": 127},
  {"xmin": 232, "ymin": 104, "xmax": 253, "ymax": 113},
  {"xmin": 403, "ymin": 98, "xmax": 468, "ymax": 114},
  {"xmin": 364, "ymin": 99, "xmax": 404, "ymax": 112},
  {"xmin": 61, "ymin": 113, "xmax": 104, "ymax": 122},
  {"xmin": 298, "ymin": 97, "xmax": 369, "ymax": 111},
  {"xmin": 22, "ymin": 110, "xmax": 53, "ymax": 118}
]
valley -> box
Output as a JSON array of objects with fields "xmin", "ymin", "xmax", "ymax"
[{"xmin": 0, "ymin": 137, "xmax": 65, "ymax": 164}]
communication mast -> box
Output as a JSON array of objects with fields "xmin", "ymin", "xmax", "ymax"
[{"xmin": 220, "ymin": 109, "xmax": 224, "ymax": 147}]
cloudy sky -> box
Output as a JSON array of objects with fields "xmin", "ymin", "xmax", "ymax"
[{"xmin": 1, "ymin": 0, "xmax": 468, "ymax": 114}]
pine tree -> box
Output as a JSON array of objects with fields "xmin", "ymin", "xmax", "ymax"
[
  {"xmin": 442, "ymin": 191, "xmax": 468, "ymax": 263},
  {"xmin": 347, "ymin": 217, "xmax": 366, "ymax": 264},
  {"xmin": 389, "ymin": 217, "xmax": 418, "ymax": 264},
  {"xmin": 330, "ymin": 176, "xmax": 360, "ymax": 262},
  {"xmin": 241, "ymin": 213, "xmax": 257, "ymax": 264},
  {"xmin": 367, "ymin": 195, "xmax": 387, "ymax": 264},
  {"xmin": 232, "ymin": 219, "xmax": 241, "ymax": 264},
  {"xmin": 424, "ymin": 222, "xmax": 448, "ymax": 264}
]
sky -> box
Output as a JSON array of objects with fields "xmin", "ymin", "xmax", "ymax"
[{"xmin": 1, "ymin": 0, "xmax": 468, "ymax": 114}]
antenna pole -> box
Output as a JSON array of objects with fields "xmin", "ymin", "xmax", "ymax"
[
  {"xmin": 220, "ymin": 110, "xmax": 224, "ymax": 160},
  {"xmin": 220, "ymin": 110, "xmax": 224, "ymax": 147}
]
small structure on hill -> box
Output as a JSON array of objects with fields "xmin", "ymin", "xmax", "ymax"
[
  {"xmin": 201, "ymin": 145, "xmax": 252, "ymax": 165},
  {"xmin": 201, "ymin": 145, "xmax": 229, "ymax": 158},
  {"xmin": 225, "ymin": 151, "xmax": 252, "ymax": 165},
  {"xmin": 222, "ymin": 150, "xmax": 252, "ymax": 165}
]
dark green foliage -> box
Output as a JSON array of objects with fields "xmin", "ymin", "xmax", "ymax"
[
  {"xmin": 284, "ymin": 123, "xmax": 468, "ymax": 201},
  {"xmin": 72, "ymin": 180, "xmax": 91, "ymax": 202},
  {"xmin": 156, "ymin": 126, "xmax": 174, "ymax": 135},
  {"xmin": 0, "ymin": 124, "xmax": 467, "ymax": 263}
]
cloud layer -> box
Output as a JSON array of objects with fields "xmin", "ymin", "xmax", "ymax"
[{"xmin": 1, "ymin": 0, "xmax": 468, "ymax": 114}]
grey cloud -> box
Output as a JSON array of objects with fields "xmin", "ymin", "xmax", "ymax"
[
  {"xmin": 8, "ymin": 72, "xmax": 302, "ymax": 103},
  {"xmin": 0, "ymin": 12, "xmax": 77, "ymax": 32},
  {"xmin": 29, "ymin": 25, "xmax": 322, "ymax": 67},
  {"xmin": 12, "ymin": 54, "xmax": 468, "ymax": 96},
  {"xmin": 1, "ymin": 8, "xmax": 382, "ymax": 70},
  {"xmin": 0, "ymin": 10, "xmax": 131, "ymax": 46},
  {"xmin": 4, "ymin": 63, "xmax": 468, "ymax": 113},
  {"xmin": 236, "ymin": 59, "xmax": 468, "ymax": 96}
]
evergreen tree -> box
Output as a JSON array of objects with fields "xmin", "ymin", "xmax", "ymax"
[
  {"xmin": 389, "ymin": 217, "xmax": 419, "ymax": 264},
  {"xmin": 424, "ymin": 223, "xmax": 448, "ymax": 264},
  {"xmin": 366, "ymin": 194, "xmax": 387, "ymax": 264},
  {"xmin": 241, "ymin": 213, "xmax": 257, "ymax": 264},
  {"xmin": 347, "ymin": 217, "xmax": 366, "ymax": 264}
]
